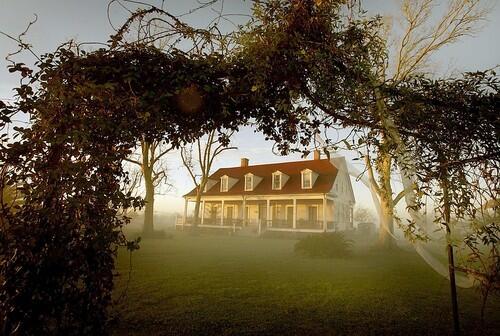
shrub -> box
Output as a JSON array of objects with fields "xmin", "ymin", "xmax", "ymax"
[{"xmin": 294, "ymin": 233, "xmax": 352, "ymax": 258}]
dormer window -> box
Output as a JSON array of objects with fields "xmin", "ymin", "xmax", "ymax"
[
  {"xmin": 272, "ymin": 172, "xmax": 282, "ymax": 190},
  {"xmin": 219, "ymin": 174, "xmax": 238, "ymax": 192},
  {"xmin": 301, "ymin": 169, "xmax": 313, "ymax": 189},
  {"xmin": 220, "ymin": 176, "xmax": 228, "ymax": 192},
  {"xmin": 245, "ymin": 174, "xmax": 253, "ymax": 191}
]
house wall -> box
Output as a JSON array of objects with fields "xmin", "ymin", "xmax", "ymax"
[
  {"xmin": 332, "ymin": 201, "xmax": 353, "ymax": 230},
  {"xmin": 329, "ymin": 162, "xmax": 355, "ymax": 231},
  {"xmin": 241, "ymin": 201, "xmax": 329, "ymax": 224},
  {"xmin": 201, "ymin": 202, "xmax": 241, "ymax": 222},
  {"xmin": 245, "ymin": 204, "xmax": 263, "ymax": 223},
  {"xmin": 200, "ymin": 199, "xmax": 335, "ymax": 221},
  {"xmin": 189, "ymin": 197, "xmax": 341, "ymax": 230},
  {"xmin": 202, "ymin": 202, "xmax": 220, "ymax": 222}
]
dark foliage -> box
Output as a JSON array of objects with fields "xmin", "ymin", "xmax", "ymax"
[
  {"xmin": 386, "ymin": 71, "xmax": 500, "ymax": 325},
  {"xmin": 237, "ymin": 0, "xmax": 386, "ymax": 153},
  {"xmin": 0, "ymin": 1, "xmax": 378, "ymax": 333},
  {"xmin": 388, "ymin": 71, "xmax": 500, "ymax": 181},
  {"xmin": 0, "ymin": 1, "xmax": 497, "ymax": 335},
  {"xmin": 294, "ymin": 233, "xmax": 352, "ymax": 258},
  {"xmin": 0, "ymin": 45, "xmax": 233, "ymax": 335}
]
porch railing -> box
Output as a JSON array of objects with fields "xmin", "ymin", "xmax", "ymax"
[{"xmin": 176, "ymin": 216, "xmax": 339, "ymax": 233}]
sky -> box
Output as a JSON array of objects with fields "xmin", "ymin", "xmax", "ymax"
[{"xmin": 1, "ymin": 0, "xmax": 499, "ymax": 215}]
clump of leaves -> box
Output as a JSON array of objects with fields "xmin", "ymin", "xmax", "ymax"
[
  {"xmin": 294, "ymin": 233, "xmax": 352, "ymax": 258},
  {"xmin": 460, "ymin": 222, "xmax": 500, "ymax": 326},
  {"xmin": 0, "ymin": 1, "xmax": 412, "ymax": 334}
]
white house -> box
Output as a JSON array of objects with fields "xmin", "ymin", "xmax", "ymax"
[{"xmin": 178, "ymin": 150, "xmax": 355, "ymax": 234}]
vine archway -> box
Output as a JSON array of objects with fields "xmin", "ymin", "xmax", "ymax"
[
  {"xmin": 0, "ymin": 2, "xmax": 383, "ymax": 334},
  {"xmin": 0, "ymin": 44, "xmax": 278, "ymax": 334}
]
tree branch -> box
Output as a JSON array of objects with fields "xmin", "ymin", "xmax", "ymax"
[
  {"xmin": 393, "ymin": 183, "xmax": 416, "ymax": 206},
  {"xmin": 124, "ymin": 157, "xmax": 142, "ymax": 166},
  {"xmin": 152, "ymin": 144, "xmax": 175, "ymax": 165},
  {"xmin": 365, "ymin": 150, "xmax": 382, "ymax": 196}
]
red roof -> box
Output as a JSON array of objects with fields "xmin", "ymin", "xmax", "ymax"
[{"xmin": 184, "ymin": 159, "xmax": 338, "ymax": 197}]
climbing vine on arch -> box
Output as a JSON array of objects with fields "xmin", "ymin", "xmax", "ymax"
[{"xmin": 0, "ymin": 1, "xmax": 385, "ymax": 334}]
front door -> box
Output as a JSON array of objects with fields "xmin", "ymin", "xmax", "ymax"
[
  {"xmin": 210, "ymin": 205, "xmax": 217, "ymax": 224},
  {"xmin": 286, "ymin": 206, "xmax": 294, "ymax": 226},
  {"xmin": 245, "ymin": 206, "xmax": 250, "ymax": 226},
  {"xmin": 226, "ymin": 206, "xmax": 234, "ymax": 225},
  {"xmin": 308, "ymin": 206, "xmax": 318, "ymax": 225},
  {"xmin": 258, "ymin": 205, "xmax": 266, "ymax": 220}
]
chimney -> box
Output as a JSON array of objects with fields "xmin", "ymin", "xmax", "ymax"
[
  {"xmin": 241, "ymin": 158, "xmax": 249, "ymax": 167},
  {"xmin": 313, "ymin": 149, "xmax": 321, "ymax": 160}
]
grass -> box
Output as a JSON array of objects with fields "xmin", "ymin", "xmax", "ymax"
[{"xmin": 111, "ymin": 231, "xmax": 500, "ymax": 336}]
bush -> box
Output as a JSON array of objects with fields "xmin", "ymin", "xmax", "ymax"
[{"xmin": 294, "ymin": 233, "xmax": 352, "ymax": 258}]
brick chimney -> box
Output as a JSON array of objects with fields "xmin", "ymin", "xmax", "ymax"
[
  {"xmin": 241, "ymin": 158, "xmax": 249, "ymax": 167},
  {"xmin": 313, "ymin": 149, "xmax": 321, "ymax": 160}
]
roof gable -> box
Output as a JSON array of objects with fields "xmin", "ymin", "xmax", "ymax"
[{"xmin": 331, "ymin": 156, "xmax": 356, "ymax": 203}]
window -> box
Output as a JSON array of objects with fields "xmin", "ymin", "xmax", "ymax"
[
  {"xmin": 272, "ymin": 205, "xmax": 282, "ymax": 219},
  {"xmin": 211, "ymin": 205, "xmax": 218, "ymax": 219},
  {"xmin": 226, "ymin": 205, "xmax": 234, "ymax": 220},
  {"xmin": 220, "ymin": 176, "xmax": 228, "ymax": 192},
  {"xmin": 272, "ymin": 172, "xmax": 281, "ymax": 190},
  {"xmin": 308, "ymin": 206, "xmax": 318, "ymax": 222},
  {"xmin": 245, "ymin": 174, "xmax": 253, "ymax": 191},
  {"xmin": 302, "ymin": 170, "xmax": 312, "ymax": 189}
]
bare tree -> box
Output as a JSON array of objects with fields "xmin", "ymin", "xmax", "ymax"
[
  {"xmin": 364, "ymin": 0, "xmax": 491, "ymax": 247},
  {"xmin": 393, "ymin": 0, "xmax": 490, "ymax": 81},
  {"xmin": 353, "ymin": 207, "xmax": 376, "ymax": 224},
  {"xmin": 125, "ymin": 137, "xmax": 174, "ymax": 236},
  {"xmin": 180, "ymin": 129, "xmax": 236, "ymax": 228},
  {"xmin": 119, "ymin": 163, "xmax": 143, "ymax": 217}
]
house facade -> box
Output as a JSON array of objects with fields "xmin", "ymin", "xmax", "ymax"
[{"xmin": 178, "ymin": 151, "xmax": 355, "ymax": 234}]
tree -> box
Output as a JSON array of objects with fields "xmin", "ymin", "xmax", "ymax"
[
  {"xmin": 361, "ymin": 0, "xmax": 491, "ymax": 248},
  {"xmin": 353, "ymin": 207, "xmax": 375, "ymax": 223},
  {"xmin": 5, "ymin": 1, "xmax": 492, "ymax": 333},
  {"xmin": 1, "ymin": 4, "xmax": 318, "ymax": 331},
  {"xmin": 125, "ymin": 138, "xmax": 173, "ymax": 236},
  {"xmin": 236, "ymin": 5, "xmax": 497, "ymax": 333},
  {"xmin": 180, "ymin": 129, "xmax": 235, "ymax": 227},
  {"xmin": 0, "ymin": 33, "xmax": 250, "ymax": 335},
  {"xmin": 388, "ymin": 71, "xmax": 500, "ymax": 335}
]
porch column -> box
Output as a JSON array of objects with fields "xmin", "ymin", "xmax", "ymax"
[
  {"xmin": 201, "ymin": 200, "xmax": 205, "ymax": 225},
  {"xmin": 183, "ymin": 198, "xmax": 188, "ymax": 227},
  {"xmin": 292, "ymin": 198, "xmax": 297, "ymax": 229},
  {"xmin": 266, "ymin": 199, "xmax": 271, "ymax": 227},
  {"xmin": 221, "ymin": 200, "xmax": 224, "ymax": 226},
  {"xmin": 242, "ymin": 196, "xmax": 247, "ymax": 226},
  {"xmin": 323, "ymin": 195, "xmax": 327, "ymax": 232}
]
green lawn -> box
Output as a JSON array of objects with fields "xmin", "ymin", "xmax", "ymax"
[{"xmin": 111, "ymin": 232, "xmax": 500, "ymax": 336}]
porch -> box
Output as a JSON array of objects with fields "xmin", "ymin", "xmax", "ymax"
[{"xmin": 176, "ymin": 195, "xmax": 340, "ymax": 234}]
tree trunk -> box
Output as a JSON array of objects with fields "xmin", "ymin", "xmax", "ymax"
[
  {"xmin": 192, "ymin": 179, "xmax": 207, "ymax": 228},
  {"xmin": 378, "ymin": 193, "xmax": 396, "ymax": 249},
  {"xmin": 441, "ymin": 166, "xmax": 460, "ymax": 336},
  {"xmin": 143, "ymin": 167, "xmax": 154, "ymax": 237},
  {"xmin": 193, "ymin": 192, "xmax": 201, "ymax": 228},
  {"xmin": 376, "ymin": 150, "xmax": 396, "ymax": 249},
  {"xmin": 373, "ymin": 88, "xmax": 397, "ymax": 249}
]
